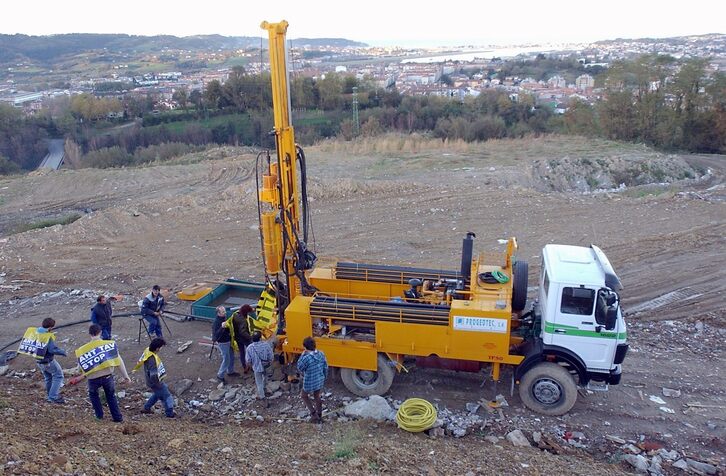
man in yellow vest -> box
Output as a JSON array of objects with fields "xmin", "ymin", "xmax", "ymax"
[
  {"xmin": 134, "ymin": 338, "xmax": 176, "ymax": 418},
  {"xmin": 70, "ymin": 324, "xmax": 131, "ymax": 422},
  {"xmin": 17, "ymin": 318, "xmax": 67, "ymax": 403}
]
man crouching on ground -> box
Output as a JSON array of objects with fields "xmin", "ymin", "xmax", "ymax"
[{"xmin": 134, "ymin": 338, "xmax": 176, "ymax": 418}]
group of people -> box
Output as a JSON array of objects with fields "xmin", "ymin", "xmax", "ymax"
[
  {"xmin": 212, "ymin": 304, "xmax": 274, "ymax": 404},
  {"xmin": 18, "ymin": 285, "xmax": 330, "ymax": 424},
  {"xmin": 211, "ymin": 304, "xmax": 327, "ymax": 420},
  {"xmin": 19, "ymin": 313, "xmax": 177, "ymax": 422}
]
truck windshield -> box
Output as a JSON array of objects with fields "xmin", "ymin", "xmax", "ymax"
[{"xmin": 560, "ymin": 287, "xmax": 595, "ymax": 315}]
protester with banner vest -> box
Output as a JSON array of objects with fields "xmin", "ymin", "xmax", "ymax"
[
  {"xmin": 133, "ymin": 337, "xmax": 176, "ymax": 418},
  {"xmin": 70, "ymin": 324, "xmax": 131, "ymax": 423},
  {"xmin": 17, "ymin": 318, "xmax": 67, "ymax": 403},
  {"xmin": 213, "ymin": 306, "xmax": 239, "ymax": 385}
]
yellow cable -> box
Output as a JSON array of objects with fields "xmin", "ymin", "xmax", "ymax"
[{"xmin": 396, "ymin": 398, "xmax": 437, "ymax": 433}]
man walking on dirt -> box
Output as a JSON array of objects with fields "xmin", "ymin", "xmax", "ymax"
[
  {"xmin": 70, "ymin": 324, "xmax": 131, "ymax": 422},
  {"xmin": 245, "ymin": 331, "xmax": 273, "ymax": 407},
  {"xmin": 297, "ymin": 336, "xmax": 328, "ymax": 423},
  {"xmin": 90, "ymin": 294, "xmax": 121, "ymax": 340},
  {"xmin": 141, "ymin": 285, "xmax": 165, "ymax": 338},
  {"xmin": 17, "ymin": 318, "xmax": 67, "ymax": 403},
  {"xmin": 134, "ymin": 337, "xmax": 176, "ymax": 418}
]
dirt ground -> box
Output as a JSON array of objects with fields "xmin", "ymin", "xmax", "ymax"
[{"xmin": 0, "ymin": 135, "xmax": 724, "ymax": 475}]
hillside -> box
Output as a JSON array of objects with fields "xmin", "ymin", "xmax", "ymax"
[
  {"xmin": 0, "ymin": 136, "xmax": 724, "ymax": 475},
  {"xmin": 0, "ymin": 33, "xmax": 367, "ymax": 64}
]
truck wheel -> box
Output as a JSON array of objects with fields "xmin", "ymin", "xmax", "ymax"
[
  {"xmin": 340, "ymin": 354, "xmax": 395, "ymax": 397},
  {"xmin": 511, "ymin": 260, "xmax": 528, "ymax": 312},
  {"xmin": 519, "ymin": 362, "xmax": 577, "ymax": 416}
]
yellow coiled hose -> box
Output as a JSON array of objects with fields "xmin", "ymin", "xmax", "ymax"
[{"xmin": 396, "ymin": 398, "xmax": 437, "ymax": 433}]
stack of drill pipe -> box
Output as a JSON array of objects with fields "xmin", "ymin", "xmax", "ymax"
[
  {"xmin": 334, "ymin": 262, "xmax": 463, "ymax": 285},
  {"xmin": 310, "ymin": 295, "xmax": 450, "ymax": 326}
]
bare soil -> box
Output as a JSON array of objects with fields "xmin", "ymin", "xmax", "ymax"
[{"xmin": 0, "ymin": 135, "xmax": 724, "ymax": 475}]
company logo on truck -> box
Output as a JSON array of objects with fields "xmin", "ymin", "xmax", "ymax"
[{"xmin": 453, "ymin": 316, "xmax": 508, "ymax": 333}]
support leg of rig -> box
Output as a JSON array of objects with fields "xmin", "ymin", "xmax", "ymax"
[{"xmin": 491, "ymin": 362, "xmax": 501, "ymax": 382}]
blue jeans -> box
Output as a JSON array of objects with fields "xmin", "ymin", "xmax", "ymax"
[
  {"xmin": 37, "ymin": 360, "xmax": 64, "ymax": 402},
  {"xmin": 144, "ymin": 383, "xmax": 174, "ymax": 416},
  {"xmin": 238, "ymin": 345, "xmax": 247, "ymax": 367},
  {"xmin": 100, "ymin": 325, "xmax": 112, "ymax": 340},
  {"xmin": 88, "ymin": 374, "xmax": 123, "ymax": 422},
  {"xmin": 217, "ymin": 341, "xmax": 235, "ymax": 379},
  {"xmin": 144, "ymin": 315, "xmax": 162, "ymax": 337},
  {"xmin": 253, "ymin": 371, "xmax": 267, "ymax": 399}
]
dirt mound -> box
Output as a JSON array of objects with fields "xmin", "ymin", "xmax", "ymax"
[
  {"xmin": 532, "ymin": 154, "xmax": 701, "ymax": 192},
  {"xmin": 307, "ymin": 177, "xmax": 424, "ymax": 200}
]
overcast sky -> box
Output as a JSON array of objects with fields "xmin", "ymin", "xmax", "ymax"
[{"xmin": 1, "ymin": 1, "xmax": 724, "ymax": 47}]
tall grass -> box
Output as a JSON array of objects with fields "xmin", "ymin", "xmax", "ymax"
[
  {"xmin": 315, "ymin": 133, "xmax": 473, "ymax": 155},
  {"xmin": 314, "ymin": 132, "xmax": 660, "ymax": 163}
]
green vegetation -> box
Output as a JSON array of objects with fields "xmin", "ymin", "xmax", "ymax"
[
  {"xmin": 1, "ymin": 55, "xmax": 723, "ymax": 173},
  {"xmin": 498, "ymin": 54, "xmax": 607, "ymax": 83},
  {"xmin": 328, "ymin": 428, "xmax": 361, "ymax": 460},
  {"xmin": 14, "ymin": 213, "xmax": 82, "ymax": 234}
]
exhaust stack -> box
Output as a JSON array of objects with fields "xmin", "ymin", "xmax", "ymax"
[{"xmin": 460, "ymin": 232, "xmax": 476, "ymax": 281}]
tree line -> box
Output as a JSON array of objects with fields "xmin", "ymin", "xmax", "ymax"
[{"xmin": 0, "ymin": 56, "xmax": 723, "ymax": 174}]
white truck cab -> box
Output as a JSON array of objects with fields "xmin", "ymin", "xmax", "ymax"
[{"xmin": 515, "ymin": 244, "xmax": 628, "ymax": 415}]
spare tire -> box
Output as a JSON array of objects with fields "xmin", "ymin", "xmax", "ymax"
[{"xmin": 511, "ymin": 260, "xmax": 529, "ymax": 312}]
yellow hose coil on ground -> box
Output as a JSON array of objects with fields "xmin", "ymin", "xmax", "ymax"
[{"xmin": 396, "ymin": 398, "xmax": 438, "ymax": 433}]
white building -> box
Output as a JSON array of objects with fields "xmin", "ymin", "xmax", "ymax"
[{"xmin": 575, "ymin": 74, "xmax": 595, "ymax": 90}]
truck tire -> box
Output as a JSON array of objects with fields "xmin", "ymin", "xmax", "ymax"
[
  {"xmin": 340, "ymin": 354, "xmax": 395, "ymax": 397},
  {"xmin": 511, "ymin": 260, "xmax": 528, "ymax": 312},
  {"xmin": 519, "ymin": 362, "xmax": 577, "ymax": 416}
]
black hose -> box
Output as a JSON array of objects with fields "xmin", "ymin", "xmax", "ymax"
[
  {"xmin": 296, "ymin": 145, "xmax": 310, "ymax": 244},
  {"xmin": 0, "ymin": 312, "xmax": 148, "ymax": 353},
  {"xmin": 255, "ymin": 150, "xmax": 269, "ymax": 278}
]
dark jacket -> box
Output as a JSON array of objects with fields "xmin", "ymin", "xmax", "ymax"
[
  {"xmin": 90, "ymin": 301, "xmax": 113, "ymax": 328},
  {"xmin": 141, "ymin": 293, "xmax": 165, "ymax": 319},
  {"xmin": 212, "ymin": 315, "xmax": 231, "ymax": 343},
  {"xmin": 36, "ymin": 327, "xmax": 67, "ymax": 364},
  {"xmin": 143, "ymin": 355, "xmax": 163, "ymax": 389},
  {"xmin": 232, "ymin": 314, "xmax": 252, "ymax": 348}
]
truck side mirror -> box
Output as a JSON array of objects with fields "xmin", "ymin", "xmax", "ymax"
[
  {"xmin": 605, "ymin": 307, "xmax": 618, "ymax": 331},
  {"xmin": 596, "ymin": 288, "xmax": 619, "ymax": 331}
]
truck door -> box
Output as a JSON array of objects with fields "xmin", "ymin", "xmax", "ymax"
[{"xmin": 549, "ymin": 285, "xmax": 617, "ymax": 371}]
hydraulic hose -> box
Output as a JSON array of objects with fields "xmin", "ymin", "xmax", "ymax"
[
  {"xmin": 0, "ymin": 312, "xmax": 144, "ymax": 354},
  {"xmin": 396, "ymin": 398, "xmax": 438, "ymax": 433}
]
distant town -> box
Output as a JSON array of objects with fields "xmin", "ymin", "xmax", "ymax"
[{"xmin": 1, "ymin": 33, "xmax": 724, "ymax": 116}]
